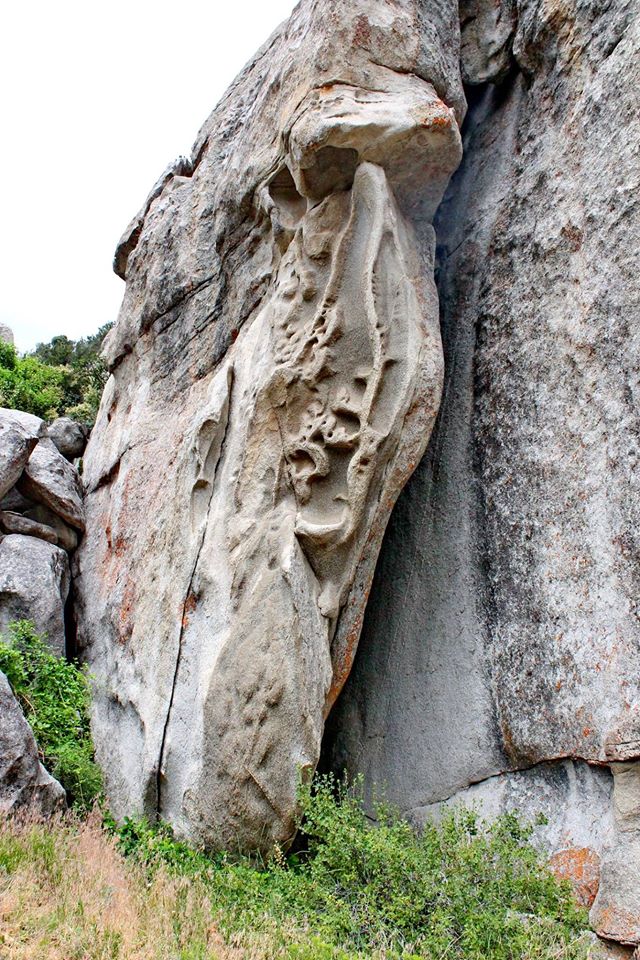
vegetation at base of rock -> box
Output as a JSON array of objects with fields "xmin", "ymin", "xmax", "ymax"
[
  {"xmin": 0, "ymin": 324, "xmax": 112, "ymax": 423},
  {"xmin": 0, "ymin": 620, "xmax": 102, "ymax": 808},
  {"xmin": 1, "ymin": 775, "xmax": 589, "ymax": 959}
]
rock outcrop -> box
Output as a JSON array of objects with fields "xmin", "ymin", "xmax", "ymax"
[
  {"xmin": 0, "ymin": 408, "xmax": 85, "ymax": 654},
  {"xmin": 75, "ymin": 0, "xmax": 465, "ymax": 851},
  {"xmin": 0, "ymin": 670, "xmax": 65, "ymax": 814},
  {"xmin": 74, "ymin": 0, "xmax": 639, "ymax": 946},
  {"xmin": 324, "ymin": 0, "xmax": 640, "ymax": 948}
]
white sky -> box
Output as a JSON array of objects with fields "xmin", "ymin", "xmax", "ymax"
[{"xmin": 1, "ymin": 0, "xmax": 297, "ymax": 353}]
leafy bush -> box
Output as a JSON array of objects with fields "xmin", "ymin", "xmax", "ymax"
[
  {"xmin": 108, "ymin": 776, "xmax": 589, "ymax": 959},
  {"xmin": 0, "ymin": 341, "xmax": 66, "ymax": 419},
  {"xmin": 0, "ymin": 620, "xmax": 102, "ymax": 808},
  {"xmin": 0, "ymin": 323, "xmax": 112, "ymax": 424}
]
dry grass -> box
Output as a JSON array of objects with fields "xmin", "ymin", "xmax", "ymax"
[{"xmin": 0, "ymin": 809, "xmax": 261, "ymax": 960}]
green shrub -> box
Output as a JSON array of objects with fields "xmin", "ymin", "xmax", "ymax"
[
  {"xmin": 0, "ymin": 323, "xmax": 112, "ymax": 424},
  {"xmin": 0, "ymin": 620, "xmax": 102, "ymax": 808},
  {"xmin": 110, "ymin": 775, "xmax": 590, "ymax": 959},
  {"xmin": 0, "ymin": 342, "xmax": 66, "ymax": 419}
]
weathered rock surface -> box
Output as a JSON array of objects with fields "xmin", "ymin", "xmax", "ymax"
[
  {"xmin": 19, "ymin": 437, "xmax": 85, "ymax": 532},
  {"xmin": 0, "ymin": 325, "xmax": 14, "ymax": 346},
  {"xmin": 325, "ymin": 0, "xmax": 640, "ymax": 947},
  {"xmin": 75, "ymin": 0, "xmax": 465, "ymax": 851},
  {"xmin": 0, "ymin": 408, "xmax": 44, "ymax": 501},
  {"xmin": 47, "ymin": 417, "xmax": 89, "ymax": 461},
  {"xmin": 0, "ymin": 535, "xmax": 70, "ymax": 655},
  {"xmin": 0, "ymin": 670, "xmax": 65, "ymax": 814}
]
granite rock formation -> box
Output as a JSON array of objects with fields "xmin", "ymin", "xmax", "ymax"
[
  {"xmin": 324, "ymin": 0, "xmax": 640, "ymax": 948},
  {"xmin": 0, "ymin": 408, "xmax": 84, "ymax": 654},
  {"xmin": 74, "ymin": 0, "xmax": 639, "ymax": 946},
  {"xmin": 75, "ymin": 0, "xmax": 465, "ymax": 852}
]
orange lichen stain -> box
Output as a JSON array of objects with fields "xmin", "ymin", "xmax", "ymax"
[
  {"xmin": 594, "ymin": 903, "xmax": 640, "ymax": 945},
  {"xmin": 182, "ymin": 592, "xmax": 198, "ymax": 630},
  {"xmin": 422, "ymin": 113, "xmax": 453, "ymax": 129},
  {"xmin": 583, "ymin": 726, "xmax": 592, "ymax": 738},
  {"xmin": 549, "ymin": 847, "xmax": 600, "ymax": 908}
]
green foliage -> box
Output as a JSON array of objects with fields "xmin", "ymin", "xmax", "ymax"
[
  {"xmin": 0, "ymin": 323, "xmax": 112, "ymax": 424},
  {"xmin": 111, "ymin": 775, "xmax": 590, "ymax": 959},
  {"xmin": 0, "ymin": 343, "xmax": 66, "ymax": 419},
  {"xmin": 0, "ymin": 620, "xmax": 102, "ymax": 808}
]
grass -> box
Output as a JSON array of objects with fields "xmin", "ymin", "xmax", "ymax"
[
  {"xmin": 0, "ymin": 779, "xmax": 592, "ymax": 960},
  {"xmin": 0, "ymin": 621, "xmax": 593, "ymax": 958}
]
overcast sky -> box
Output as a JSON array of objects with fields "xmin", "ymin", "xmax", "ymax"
[{"xmin": 2, "ymin": 0, "xmax": 297, "ymax": 352}]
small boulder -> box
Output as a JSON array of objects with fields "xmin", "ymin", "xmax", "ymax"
[
  {"xmin": 47, "ymin": 417, "xmax": 89, "ymax": 461},
  {"xmin": 18, "ymin": 438, "xmax": 85, "ymax": 532},
  {"xmin": 0, "ymin": 535, "xmax": 70, "ymax": 655},
  {"xmin": 0, "ymin": 408, "xmax": 45, "ymax": 501},
  {"xmin": 0, "ymin": 670, "xmax": 65, "ymax": 815},
  {"xmin": 0, "ymin": 510, "xmax": 59, "ymax": 545},
  {"xmin": 24, "ymin": 504, "xmax": 78, "ymax": 552}
]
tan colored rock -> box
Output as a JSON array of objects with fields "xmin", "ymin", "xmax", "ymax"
[{"xmin": 75, "ymin": 0, "xmax": 464, "ymax": 851}]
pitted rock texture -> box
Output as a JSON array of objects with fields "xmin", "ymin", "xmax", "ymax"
[
  {"xmin": 75, "ymin": 0, "xmax": 464, "ymax": 852},
  {"xmin": 324, "ymin": 0, "xmax": 640, "ymax": 946},
  {"xmin": 0, "ymin": 670, "xmax": 65, "ymax": 814}
]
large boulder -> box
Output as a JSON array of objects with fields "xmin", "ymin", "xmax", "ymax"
[
  {"xmin": 0, "ymin": 535, "xmax": 70, "ymax": 655},
  {"xmin": 0, "ymin": 670, "xmax": 65, "ymax": 814},
  {"xmin": 18, "ymin": 437, "xmax": 85, "ymax": 532},
  {"xmin": 75, "ymin": 0, "xmax": 465, "ymax": 851},
  {"xmin": 0, "ymin": 408, "xmax": 45, "ymax": 501}
]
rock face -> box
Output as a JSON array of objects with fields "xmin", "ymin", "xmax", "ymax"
[
  {"xmin": 0, "ymin": 670, "xmax": 65, "ymax": 814},
  {"xmin": 324, "ymin": 0, "xmax": 640, "ymax": 948},
  {"xmin": 74, "ymin": 0, "xmax": 639, "ymax": 944},
  {"xmin": 0, "ymin": 408, "xmax": 84, "ymax": 654},
  {"xmin": 75, "ymin": 0, "xmax": 465, "ymax": 851}
]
